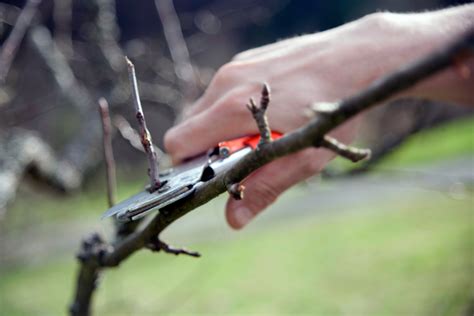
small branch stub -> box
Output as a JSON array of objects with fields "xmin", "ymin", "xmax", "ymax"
[
  {"xmin": 247, "ymin": 83, "xmax": 272, "ymax": 148},
  {"xmin": 316, "ymin": 135, "xmax": 371, "ymax": 163},
  {"xmin": 227, "ymin": 183, "xmax": 245, "ymax": 200},
  {"xmin": 148, "ymin": 238, "xmax": 201, "ymax": 258},
  {"xmin": 126, "ymin": 57, "xmax": 161, "ymax": 192}
]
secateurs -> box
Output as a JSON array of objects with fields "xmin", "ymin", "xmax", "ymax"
[{"xmin": 102, "ymin": 132, "xmax": 282, "ymax": 222}]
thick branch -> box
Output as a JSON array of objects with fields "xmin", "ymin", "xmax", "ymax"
[
  {"xmin": 70, "ymin": 234, "xmax": 109, "ymax": 316},
  {"xmin": 126, "ymin": 57, "xmax": 161, "ymax": 191},
  {"xmin": 0, "ymin": 0, "xmax": 41, "ymax": 82},
  {"xmin": 316, "ymin": 136, "xmax": 371, "ymax": 163}
]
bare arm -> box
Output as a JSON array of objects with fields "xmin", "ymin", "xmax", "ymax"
[{"xmin": 165, "ymin": 5, "xmax": 474, "ymax": 229}]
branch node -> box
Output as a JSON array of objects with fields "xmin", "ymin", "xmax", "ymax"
[
  {"xmin": 227, "ymin": 183, "xmax": 245, "ymax": 200},
  {"xmin": 247, "ymin": 83, "xmax": 272, "ymax": 148},
  {"xmin": 316, "ymin": 135, "xmax": 371, "ymax": 163},
  {"xmin": 76, "ymin": 233, "xmax": 110, "ymax": 266},
  {"xmin": 147, "ymin": 238, "xmax": 201, "ymax": 258}
]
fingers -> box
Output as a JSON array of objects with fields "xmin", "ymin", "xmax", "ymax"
[
  {"xmin": 164, "ymin": 84, "xmax": 261, "ymax": 163},
  {"xmin": 225, "ymin": 147, "xmax": 335, "ymax": 229},
  {"xmin": 181, "ymin": 62, "xmax": 255, "ymax": 120}
]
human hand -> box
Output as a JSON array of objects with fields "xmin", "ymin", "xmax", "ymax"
[{"xmin": 164, "ymin": 8, "xmax": 474, "ymax": 229}]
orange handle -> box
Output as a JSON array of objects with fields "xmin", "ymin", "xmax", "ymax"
[{"xmin": 218, "ymin": 132, "xmax": 283, "ymax": 155}]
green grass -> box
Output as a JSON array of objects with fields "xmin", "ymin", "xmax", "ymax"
[
  {"xmin": 1, "ymin": 194, "xmax": 472, "ymax": 316},
  {"xmin": 379, "ymin": 116, "xmax": 474, "ymax": 167}
]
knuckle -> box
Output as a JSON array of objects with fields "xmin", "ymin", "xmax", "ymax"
[{"xmin": 213, "ymin": 62, "xmax": 241, "ymax": 86}]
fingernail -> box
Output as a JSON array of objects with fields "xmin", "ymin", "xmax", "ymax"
[{"xmin": 234, "ymin": 207, "xmax": 254, "ymax": 228}]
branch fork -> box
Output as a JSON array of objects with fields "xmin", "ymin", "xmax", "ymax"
[{"xmin": 246, "ymin": 83, "xmax": 272, "ymax": 148}]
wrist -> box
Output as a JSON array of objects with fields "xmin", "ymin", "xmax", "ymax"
[{"xmin": 357, "ymin": 7, "xmax": 474, "ymax": 105}]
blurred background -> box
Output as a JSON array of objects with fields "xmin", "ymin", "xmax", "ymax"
[{"xmin": 0, "ymin": 0, "xmax": 473, "ymax": 315}]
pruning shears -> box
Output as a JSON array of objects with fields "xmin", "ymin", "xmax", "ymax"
[{"xmin": 102, "ymin": 132, "xmax": 282, "ymax": 222}]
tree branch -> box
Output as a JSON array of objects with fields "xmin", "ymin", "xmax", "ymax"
[
  {"xmin": 98, "ymin": 98, "xmax": 117, "ymax": 208},
  {"xmin": 113, "ymin": 114, "xmax": 164, "ymax": 156},
  {"xmin": 316, "ymin": 136, "xmax": 371, "ymax": 163},
  {"xmin": 154, "ymin": 0, "xmax": 199, "ymax": 103},
  {"xmin": 126, "ymin": 57, "xmax": 161, "ymax": 192},
  {"xmin": 0, "ymin": 0, "xmax": 41, "ymax": 82},
  {"xmin": 70, "ymin": 29, "xmax": 474, "ymax": 314},
  {"xmin": 147, "ymin": 238, "xmax": 201, "ymax": 258},
  {"xmin": 246, "ymin": 83, "xmax": 272, "ymax": 148}
]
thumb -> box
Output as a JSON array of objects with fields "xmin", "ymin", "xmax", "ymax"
[{"xmin": 226, "ymin": 147, "xmax": 335, "ymax": 229}]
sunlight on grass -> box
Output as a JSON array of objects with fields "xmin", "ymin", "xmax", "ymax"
[{"xmin": 1, "ymin": 194, "xmax": 472, "ymax": 315}]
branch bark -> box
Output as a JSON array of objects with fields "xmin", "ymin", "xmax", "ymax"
[
  {"xmin": 246, "ymin": 83, "xmax": 272, "ymax": 148},
  {"xmin": 70, "ymin": 29, "xmax": 474, "ymax": 315},
  {"xmin": 126, "ymin": 57, "xmax": 161, "ymax": 192},
  {"xmin": 316, "ymin": 136, "xmax": 371, "ymax": 163}
]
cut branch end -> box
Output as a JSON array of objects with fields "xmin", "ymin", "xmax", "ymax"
[
  {"xmin": 227, "ymin": 183, "xmax": 245, "ymax": 200},
  {"xmin": 126, "ymin": 57, "xmax": 161, "ymax": 192}
]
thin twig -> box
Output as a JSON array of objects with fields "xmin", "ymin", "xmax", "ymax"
[
  {"xmin": 316, "ymin": 136, "xmax": 371, "ymax": 163},
  {"xmin": 126, "ymin": 57, "xmax": 161, "ymax": 192},
  {"xmin": 98, "ymin": 98, "xmax": 117, "ymax": 207},
  {"xmin": 0, "ymin": 0, "xmax": 41, "ymax": 82},
  {"xmin": 246, "ymin": 83, "xmax": 272, "ymax": 147},
  {"xmin": 113, "ymin": 114, "xmax": 164, "ymax": 156},
  {"xmin": 154, "ymin": 0, "xmax": 199, "ymax": 103},
  {"xmin": 53, "ymin": 0, "xmax": 73, "ymax": 57},
  {"xmin": 147, "ymin": 238, "xmax": 201, "ymax": 258}
]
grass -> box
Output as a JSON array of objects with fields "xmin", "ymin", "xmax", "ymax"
[
  {"xmin": 378, "ymin": 116, "xmax": 474, "ymax": 167},
  {"xmin": 1, "ymin": 193, "xmax": 472, "ymax": 315}
]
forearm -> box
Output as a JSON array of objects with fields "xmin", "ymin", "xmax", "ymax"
[{"xmin": 368, "ymin": 5, "xmax": 474, "ymax": 105}]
